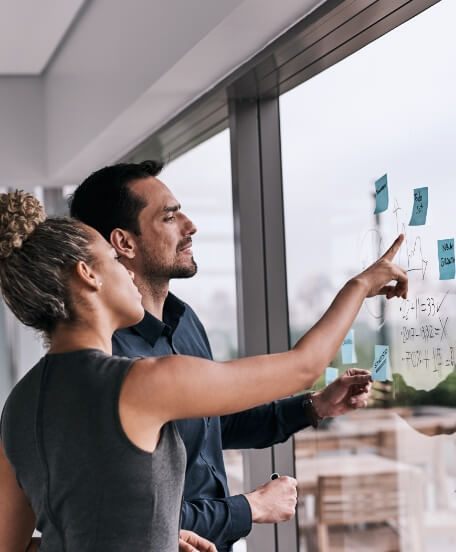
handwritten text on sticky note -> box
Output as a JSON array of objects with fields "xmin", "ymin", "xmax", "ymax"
[
  {"xmin": 409, "ymin": 187, "xmax": 428, "ymax": 226},
  {"xmin": 374, "ymin": 174, "xmax": 388, "ymax": 214},
  {"xmin": 438, "ymin": 239, "xmax": 455, "ymax": 280},
  {"xmin": 372, "ymin": 345, "xmax": 391, "ymax": 382},
  {"xmin": 341, "ymin": 329, "xmax": 357, "ymax": 364}
]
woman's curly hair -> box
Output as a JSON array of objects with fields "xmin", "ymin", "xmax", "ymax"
[
  {"xmin": 0, "ymin": 190, "xmax": 46, "ymax": 259},
  {"xmin": 0, "ymin": 190, "xmax": 95, "ymax": 337}
]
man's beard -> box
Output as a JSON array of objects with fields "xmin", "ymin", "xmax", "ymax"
[
  {"xmin": 168, "ymin": 256, "xmax": 198, "ymax": 279},
  {"xmin": 142, "ymin": 251, "xmax": 198, "ymax": 281}
]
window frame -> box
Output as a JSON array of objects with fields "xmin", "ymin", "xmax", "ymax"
[{"xmin": 121, "ymin": 2, "xmax": 442, "ymax": 550}]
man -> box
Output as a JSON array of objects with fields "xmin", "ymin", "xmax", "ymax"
[{"xmin": 70, "ymin": 160, "xmax": 371, "ymax": 551}]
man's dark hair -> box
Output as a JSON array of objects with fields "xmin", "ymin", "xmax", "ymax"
[{"xmin": 69, "ymin": 160, "xmax": 164, "ymax": 241}]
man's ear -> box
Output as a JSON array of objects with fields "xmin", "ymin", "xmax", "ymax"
[
  {"xmin": 75, "ymin": 260, "xmax": 99, "ymax": 291},
  {"xmin": 110, "ymin": 228, "xmax": 136, "ymax": 259}
]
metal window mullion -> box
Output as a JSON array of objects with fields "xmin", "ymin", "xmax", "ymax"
[
  {"xmin": 229, "ymin": 96, "xmax": 276, "ymax": 551},
  {"xmin": 229, "ymin": 94, "xmax": 298, "ymax": 551},
  {"xmin": 258, "ymin": 96, "xmax": 299, "ymax": 552}
]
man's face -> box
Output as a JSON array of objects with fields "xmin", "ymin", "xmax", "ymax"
[{"xmin": 129, "ymin": 176, "xmax": 197, "ymax": 281}]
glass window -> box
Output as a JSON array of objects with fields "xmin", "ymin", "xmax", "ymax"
[
  {"xmin": 163, "ymin": 130, "xmax": 238, "ymax": 362},
  {"xmin": 161, "ymin": 130, "xmax": 245, "ymax": 551},
  {"xmin": 0, "ymin": 299, "xmax": 13, "ymax": 409},
  {"xmin": 280, "ymin": 1, "xmax": 456, "ymax": 550}
]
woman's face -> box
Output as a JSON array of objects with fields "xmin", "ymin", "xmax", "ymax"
[{"xmin": 88, "ymin": 228, "xmax": 144, "ymax": 328}]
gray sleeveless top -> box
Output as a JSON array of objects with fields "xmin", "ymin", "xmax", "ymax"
[{"xmin": 0, "ymin": 348, "xmax": 186, "ymax": 551}]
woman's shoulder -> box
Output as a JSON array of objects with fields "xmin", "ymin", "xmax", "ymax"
[
  {"xmin": 46, "ymin": 347, "xmax": 137, "ymax": 372},
  {"xmin": 3, "ymin": 356, "xmax": 44, "ymax": 405},
  {"xmin": 0, "ymin": 357, "xmax": 44, "ymax": 441}
]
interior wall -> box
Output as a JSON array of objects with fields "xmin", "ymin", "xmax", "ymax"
[{"xmin": 0, "ymin": 77, "xmax": 44, "ymax": 190}]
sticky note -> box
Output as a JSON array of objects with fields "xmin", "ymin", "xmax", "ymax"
[
  {"xmin": 325, "ymin": 367, "xmax": 339, "ymax": 386},
  {"xmin": 438, "ymin": 239, "xmax": 455, "ymax": 280},
  {"xmin": 341, "ymin": 329, "xmax": 357, "ymax": 364},
  {"xmin": 409, "ymin": 187, "xmax": 428, "ymax": 226},
  {"xmin": 372, "ymin": 345, "xmax": 392, "ymax": 382},
  {"xmin": 374, "ymin": 174, "xmax": 388, "ymax": 214}
]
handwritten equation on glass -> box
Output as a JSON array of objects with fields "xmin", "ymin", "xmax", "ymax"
[
  {"xmin": 398, "ymin": 291, "xmax": 455, "ymax": 390},
  {"xmin": 363, "ymin": 177, "xmax": 455, "ymax": 391}
]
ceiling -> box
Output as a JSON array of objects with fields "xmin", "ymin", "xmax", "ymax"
[
  {"xmin": 0, "ymin": 0, "xmax": 85, "ymax": 74},
  {"xmin": 0, "ymin": 0, "xmax": 326, "ymax": 188}
]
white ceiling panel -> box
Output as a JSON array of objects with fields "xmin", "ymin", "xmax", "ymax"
[{"xmin": 0, "ymin": 0, "xmax": 85, "ymax": 74}]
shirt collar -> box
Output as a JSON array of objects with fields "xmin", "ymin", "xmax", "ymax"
[{"xmin": 132, "ymin": 292, "xmax": 186, "ymax": 347}]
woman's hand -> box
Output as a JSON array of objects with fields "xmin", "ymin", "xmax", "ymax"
[
  {"xmin": 353, "ymin": 234, "xmax": 407, "ymax": 299},
  {"xmin": 179, "ymin": 529, "xmax": 217, "ymax": 552}
]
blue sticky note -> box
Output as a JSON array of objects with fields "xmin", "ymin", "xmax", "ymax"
[
  {"xmin": 438, "ymin": 239, "xmax": 455, "ymax": 280},
  {"xmin": 341, "ymin": 329, "xmax": 357, "ymax": 364},
  {"xmin": 409, "ymin": 187, "xmax": 428, "ymax": 226},
  {"xmin": 372, "ymin": 345, "xmax": 391, "ymax": 382},
  {"xmin": 374, "ymin": 174, "xmax": 388, "ymax": 214},
  {"xmin": 325, "ymin": 367, "xmax": 339, "ymax": 386}
]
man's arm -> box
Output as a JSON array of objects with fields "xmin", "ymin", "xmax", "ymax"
[
  {"xmin": 181, "ymin": 479, "xmax": 299, "ymax": 549},
  {"xmin": 221, "ymin": 396, "xmax": 310, "ymax": 449},
  {"xmin": 221, "ymin": 369, "xmax": 371, "ymax": 449},
  {"xmin": 181, "ymin": 495, "xmax": 252, "ymax": 551}
]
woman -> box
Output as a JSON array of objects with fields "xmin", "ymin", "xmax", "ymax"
[{"xmin": 0, "ymin": 191, "xmax": 407, "ymax": 551}]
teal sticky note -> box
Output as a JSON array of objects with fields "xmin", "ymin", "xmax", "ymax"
[
  {"xmin": 341, "ymin": 329, "xmax": 357, "ymax": 364},
  {"xmin": 374, "ymin": 174, "xmax": 388, "ymax": 214},
  {"xmin": 438, "ymin": 239, "xmax": 455, "ymax": 280},
  {"xmin": 372, "ymin": 345, "xmax": 391, "ymax": 382},
  {"xmin": 409, "ymin": 187, "xmax": 428, "ymax": 226},
  {"xmin": 325, "ymin": 367, "xmax": 339, "ymax": 386}
]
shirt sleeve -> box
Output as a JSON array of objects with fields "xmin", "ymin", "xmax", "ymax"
[
  {"xmin": 181, "ymin": 494, "xmax": 252, "ymax": 550},
  {"xmin": 221, "ymin": 395, "xmax": 311, "ymax": 449}
]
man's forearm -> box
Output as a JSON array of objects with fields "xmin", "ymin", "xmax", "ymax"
[
  {"xmin": 181, "ymin": 496, "xmax": 251, "ymax": 550},
  {"xmin": 221, "ymin": 396, "xmax": 311, "ymax": 450}
]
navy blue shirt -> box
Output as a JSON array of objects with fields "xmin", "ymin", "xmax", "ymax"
[{"xmin": 113, "ymin": 293, "xmax": 311, "ymax": 551}]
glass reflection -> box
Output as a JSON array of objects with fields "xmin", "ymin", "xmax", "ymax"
[{"xmin": 280, "ymin": 1, "xmax": 456, "ymax": 549}]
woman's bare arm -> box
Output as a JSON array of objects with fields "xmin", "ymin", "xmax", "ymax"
[
  {"xmin": 0, "ymin": 442, "xmax": 35, "ymax": 552},
  {"xmin": 25, "ymin": 539, "xmax": 40, "ymax": 552},
  {"xmin": 120, "ymin": 236, "xmax": 406, "ymax": 441}
]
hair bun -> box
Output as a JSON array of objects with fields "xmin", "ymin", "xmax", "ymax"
[{"xmin": 0, "ymin": 190, "xmax": 46, "ymax": 260}]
